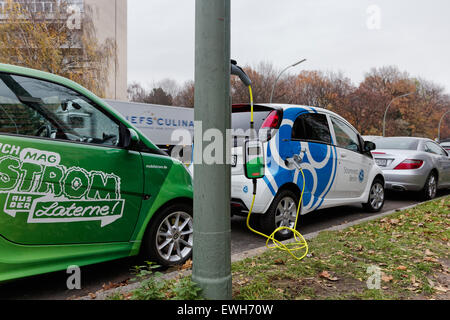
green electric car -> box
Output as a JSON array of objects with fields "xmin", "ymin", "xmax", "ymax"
[{"xmin": 0, "ymin": 64, "xmax": 194, "ymax": 283}]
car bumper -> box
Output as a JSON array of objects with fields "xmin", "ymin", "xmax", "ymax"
[
  {"xmin": 382, "ymin": 169, "xmax": 428, "ymax": 191},
  {"xmin": 231, "ymin": 175, "xmax": 274, "ymax": 214}
]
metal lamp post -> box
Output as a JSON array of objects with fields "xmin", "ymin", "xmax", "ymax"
[
  {"xmin": 270, "ymin": 59, "xmax": 307, "ymax": 104},
  {"xmin": 382, "ymin": 92, "xmax": 414, "ymax": 137},
  {"xmin": 438, "ymin": 110, "xmax": 450, "ymax": 142},
  {"xmin": 192, "ymin": 0, "xmax": 232, "ymax": 300}
]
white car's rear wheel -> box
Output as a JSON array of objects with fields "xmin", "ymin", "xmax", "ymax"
[
  {"xmin": 261, "ymin": 190, "xmax": 299, "ymax": 241},
  {"xmin": 363, "ymin": 179, "xmax": 385, "ymax": 213}
]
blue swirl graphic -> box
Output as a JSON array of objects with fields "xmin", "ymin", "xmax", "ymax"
[{"xmin": 263, "ymin": 107, "xmax": 337, "ymax": 212}]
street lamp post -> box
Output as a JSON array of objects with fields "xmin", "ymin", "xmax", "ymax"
[
  {"xmin": 438, "ymin": 110, "xmax": 450, "ymax": 142},
  {"xmin": 192, "ymin": 0, "xmax": 232, "ymax": 300},
  {"xmin": 382, "ymin": 92, "xmax": 414, "ymax": 137},
  {"xmin": 270, "ymin": 59, "xmax": 307, "ymax": 104}
]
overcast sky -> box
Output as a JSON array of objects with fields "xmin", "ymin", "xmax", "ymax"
[{"xmin": 128, "ymin": 0, "xmax": 450, "ymax": 93}]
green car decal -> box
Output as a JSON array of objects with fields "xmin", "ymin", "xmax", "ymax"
[
  {"xmin": 1, "ymin": 145, "xmax": 125, "ymax": 227},
  {"xmin": 0, "ymin": 63, "xmax": 193, "ymax": 282}
]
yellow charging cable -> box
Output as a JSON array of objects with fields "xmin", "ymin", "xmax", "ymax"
[
  {"xmin": 245, "ymin": 85, "xmax": 309, "ymax": 261},
  {"xmin": 249, "ymin": 85, "xmax": 254, "ymax": 124}
]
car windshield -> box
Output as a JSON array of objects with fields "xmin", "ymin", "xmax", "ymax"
[{"xmin": 375, "ymin": 138, "xmax": 419, "ymax": 151}]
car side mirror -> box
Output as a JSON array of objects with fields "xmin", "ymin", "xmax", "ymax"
[
  {"xmin": 364, "ymin": 141, "xmax": 376, "ymax": 152},
  {"xmin": 122, "ymin": 127, "xmax": 140, "ymax": 149}
]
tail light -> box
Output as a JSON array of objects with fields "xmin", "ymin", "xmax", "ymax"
[
  {"xmin": 394, "ymin": 159, "xmax": 424, "ymax": 170},
  {"xmin": 372, "ymin": 152, "xmax": 386, "ymax": 155},
  {"xmin": 261, "ymin": 111, "xmax": 281, "ymax": 129}
]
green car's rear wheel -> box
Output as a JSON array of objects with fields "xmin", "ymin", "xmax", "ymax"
[{"xmin": 144, "ymin": 203, "xmax": 193, "ymax": 267}]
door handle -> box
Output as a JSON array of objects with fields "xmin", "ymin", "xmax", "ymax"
[{"xmin": 341, "ymin": 153, "xmax": 347, "ymax": 159}]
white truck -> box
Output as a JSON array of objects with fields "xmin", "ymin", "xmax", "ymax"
[{"xmin": 104, "ymin": 100, "xmax": 194, "ymax": 150}]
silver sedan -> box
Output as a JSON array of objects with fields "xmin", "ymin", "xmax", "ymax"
[
  {"xmin": 441, "ymin": 141, "xmax": 450, "ymax": 153},
  {"xmin": 371, "ymin": 137, "xmax": 450, "ymax": 200}
]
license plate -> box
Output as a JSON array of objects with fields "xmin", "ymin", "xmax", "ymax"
[{"xmin": 375, "ymin": 159, "xmax": 388, "ymax": 167}]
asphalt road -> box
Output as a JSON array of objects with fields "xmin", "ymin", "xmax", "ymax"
[{"xmin": 0, "ymin": 190, "xmax": 448, "ymax": 300}]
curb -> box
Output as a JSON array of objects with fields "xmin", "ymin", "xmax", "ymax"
[{"xmin": 77, "ymin": 197, "xmax": 445, "ymax": 300}]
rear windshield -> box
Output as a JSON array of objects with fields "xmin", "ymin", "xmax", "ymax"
[
  {"xmin": 232, "ymin": 111, "xmax": 272, "ymax": 131},
  {"xmin": 375, "ymin": 138, "xmax": 419, "ymax": 151}
]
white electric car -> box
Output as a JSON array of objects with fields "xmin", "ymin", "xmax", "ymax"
[{"xmin": 231, "ymin": 104, "xmax": 385, "ymax": 239}]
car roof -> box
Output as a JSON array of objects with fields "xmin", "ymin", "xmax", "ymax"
[
  {"xmin": 261, "ymin": 103, "xmax": 330, "ymax": 113},
  {"xmin": 378, "ymin": 137, "xmax": 432, "ymax": 142},
  {"xmin": 0, "ymin": 63, "xmax": 90, "ymax": 95},
  {"xmin": 233, "ymin": 103, "xmax": 360, "ymax": 133},
  {"xmin": 376, "ymin": 137, "xmax": 441, "ymax": 148},
  {"xmin": 0, "ymin": 63, "xmax": 122, "ymax": 117},
  {"xmin": 260, "ymin": 103, "xmax": 357, "ymax": 130}
]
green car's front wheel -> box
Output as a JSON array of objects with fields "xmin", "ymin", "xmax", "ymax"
[{"xmin": 144, "ymin": 203, "xmax": 194, "ymax": 267}]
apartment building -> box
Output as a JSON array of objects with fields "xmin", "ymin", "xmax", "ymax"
[{"xmin": 0, "ymin": 0, "xmax": 127, "ymax": 100}]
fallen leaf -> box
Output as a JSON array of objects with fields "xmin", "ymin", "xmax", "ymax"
[
  {"xmin": 319, "ymin": 271, "xmax": 339, "ymax": 282},
  {"xmin": 396, "ymin": 266, "xmax": 407, "ymax": 271},
  {"xmin": 390, "ymin": 219, "xmax": 400, "ymax": 225},
  {"xmin": 382, "ymin": 274, "xmax": 393, "ymax": 283},
  {"xmin": 434, "ymin": 286, "xmax": 448, "ymax": 293},
  {"xmin": 102, "ymin": 282, "xmax": 122, "ymax": 291},
  {"xmin": 181, "ymin": 259, "xmax": 193, "ymax": 270},
  {"xmin": 236, "ymin": 278, "xmax": 250, "ymax": 286},
  {"xmin": 88, "ymin": 293, "xmax": 96, "ymax": 300},
  {"xmin": 123, "ymin": 292, "xmax": 133, "ymax": 300}
]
